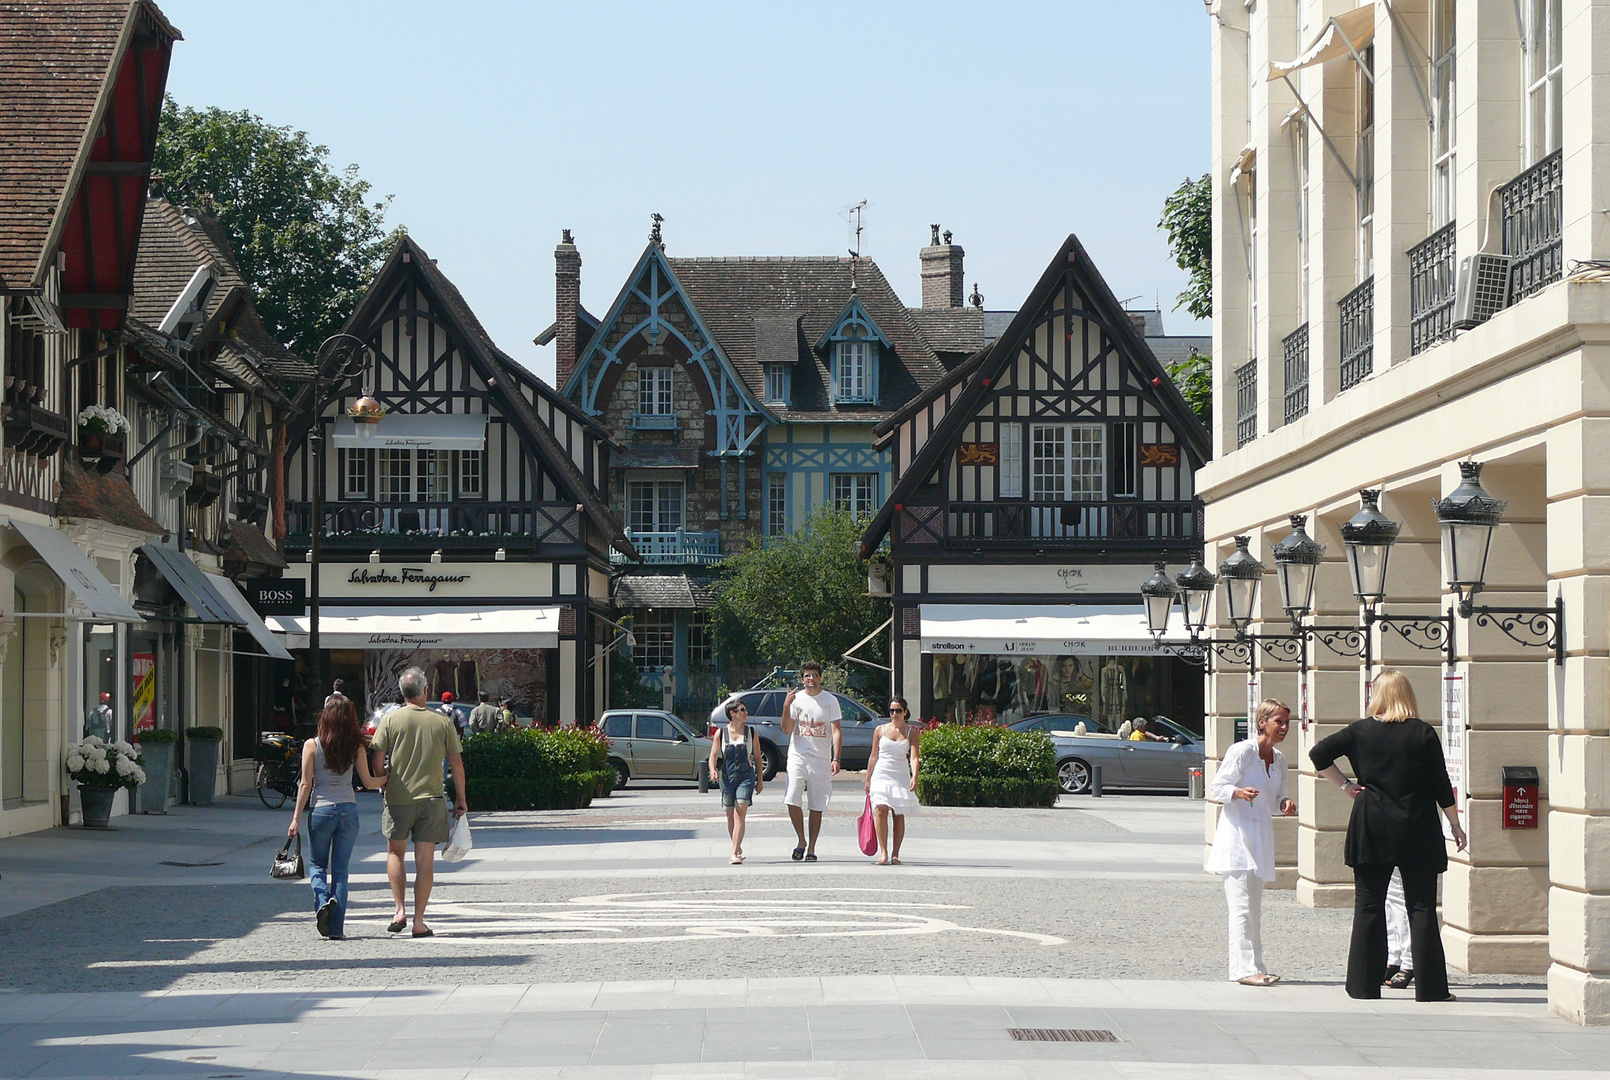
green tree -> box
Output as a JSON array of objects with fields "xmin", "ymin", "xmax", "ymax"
[
  {"xmin": 1159, "ymin": 173, "xmax": 1212, "ymax": 321},
  {"xmin": 1168, "ymin": 349, "xmax": 1212, "ymax": 435},
  {"xmin": 712, "ymin": 507, "xmax": 889, "ymax": 699},
  {"xmin": 154, "ymin": 97, "xmax": 401, "ymax": 352}
]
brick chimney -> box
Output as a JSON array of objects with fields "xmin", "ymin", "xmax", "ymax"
[
  {"xmin": 554, "ymin": 229, "xmax": 581, "ymax": 388},
  {"xmin": 920, "ymin": 225, "xmax": 965, "ymax": 308}
]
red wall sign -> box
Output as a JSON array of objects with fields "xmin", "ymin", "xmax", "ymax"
[{"xmin": 1502, "ymin": 765, "xmax": 1539, "ymax": 829}]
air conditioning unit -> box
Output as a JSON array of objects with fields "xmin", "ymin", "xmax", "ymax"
[{"xmin": 1452, "ymin": 253, "xmax": 1513, "ymax": 330}]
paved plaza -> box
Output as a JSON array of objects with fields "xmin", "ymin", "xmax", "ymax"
[{"xmin": 0, "ymin": 777, "xmax": 1602, "ymax": 1077}]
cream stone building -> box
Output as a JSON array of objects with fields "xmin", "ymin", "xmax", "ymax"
[{"xmin": 1203, "ymin": 0, "xmax": 1610, "ymax": 1023}]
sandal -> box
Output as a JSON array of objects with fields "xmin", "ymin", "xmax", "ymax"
[
  {"xmin": 1237, "ymin": 973, "xmax": 1278, "ymax": 986},
  {"xmin": 874, "ymin": 857, "xmax": 889, "ymax": 865},
  {"xmin": 730, "ymin": 855, "xmax": 743, "ymax": 865},
  {"xmin": 890, "ymin": 856, "xmax": 901, "ymax": 865},
  {"xmin": 1388, "ymin": 970, "xmax": 1415, "ymax": 990},
  {"xmin": 387, "ymin": 918, "xmax": 408, "ymax": 934},
  {"xmin": 791, "ymin": 847, "xmax": 805, "ymax": 861},
  {"xmin": 804, "ymin": 853, "xmax": 817, "ymax": 862},
  {"xmin": 1381, "ymin": 965, "xmax": 1400, "ymax": 986}
]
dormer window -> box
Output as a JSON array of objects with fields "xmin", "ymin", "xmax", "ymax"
[
  {"xmin": 818, "ymin": 299, "xmax": 888, "ymax": 406},
  {"xmin": 764, "ymin": 363, "xmax": 791, "ymax": 406}
]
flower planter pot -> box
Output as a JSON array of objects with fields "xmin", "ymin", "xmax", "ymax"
[
  {"xmin": 186, "ymin": 735, "xmax": 222, "ymax": 805},
  {"xmin": 137, "ymin": 740, "xmax": 175, "ymax": 814},
  {"xmin": 79, "ymin": 785, "xmax": 116, "ymax": 828},
  {"xmin": 77, "ymin": 428, "xmax": 126, "ymax": 474}
]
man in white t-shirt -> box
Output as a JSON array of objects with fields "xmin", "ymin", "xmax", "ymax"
[{"xmin": 781, "ymin": 661, "xmax": 842, "ymax": 861}]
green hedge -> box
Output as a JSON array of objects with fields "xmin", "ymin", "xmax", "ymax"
[
  {"xmin": 186, "ymin": 725, "xmax": 225, "ymax": 740},
  {"xmin": 914, "ymin": 725, "xmax": 1059, "ymax": 807},
  {"xmin": 459, "ymin": 728, "xmax": 611, "ymax": 811},
  {"xmin": 135, "ymin": 728, "xmax": 180, "ymax": 744}
]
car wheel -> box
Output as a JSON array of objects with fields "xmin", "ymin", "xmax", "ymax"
[
  {"xmin": 759, "ymin": 741, "xmax": 780, "ymax": 782},
  {"xmin": 1058, "ymin": 758, "xmax": 1092, "ymax": 795},
  {"xmin": 612, "ymin": 760, "xmax": 630, "ymax": 790}
]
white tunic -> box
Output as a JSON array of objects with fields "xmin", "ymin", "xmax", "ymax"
[{"xmin": 1206, "ymin": 739, "xmax": 1288, "ymax": 881}]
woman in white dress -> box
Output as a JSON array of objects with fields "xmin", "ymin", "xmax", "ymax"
[
  {"xmin": 864, "ymin": 696, "xmax": 921, "ymax": 865},
  {"xmin": 1207, "ymin": 698, "xmax": 1297, "ymax": 985}
]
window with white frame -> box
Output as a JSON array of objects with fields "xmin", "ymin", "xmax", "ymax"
[
  {"xmin": 627, "ymin": 480, "xmax": 683, "ymax": 533},
  {"xmin": 342, "ymin": 448, "xmax": 368, "ymax": 498},
  {"xmin": 1524, "ymin": 0, "xmax": 1562, "ymax": 165},
  {"xmin": 767, "ymin": 473, "xmax": 787, "ymax": 535},
  {"xmin": 833, "ymin": 340, "xmax": 874, "ymax": 403},
  {"xmin": 631, "ymin": 608, "xmax": 676, "ymax": 672},
  {"xmin": 638, "ymin": 366, "xmax": 673, "ymax": 415},
  {"xmin": 458, "ymin": 449, "xmax": 483, "ymax": 498},
  {"xmin": 378, "ymin": 449, "xmax": 451, "ymax": 502},
  {"xmin": 1430, "ymin": 0, "xmax": 1456, "ymax": 226},
  {"xmin": 1030, "ymin": 424, "xmax": 1105, "ymax": 502},
  {"xmin": 998, "ymin": 423, "xmax": 1023, "ymax": 498},
  {"xmin": 831, "ymin": 473, "xmax": 878, "ymax": 517},
  {"xmin": 1356, "ymin": 45, "xmax": 1375, "ymax": 280},
  {"xmin": 764, "ymin": 363, "xmax": 791, "ymax": 405}
]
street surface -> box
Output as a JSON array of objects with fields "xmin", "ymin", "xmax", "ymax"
[{"xmin": 0, "ymin": 774, "xmax": 1600, "ymax": 1077}]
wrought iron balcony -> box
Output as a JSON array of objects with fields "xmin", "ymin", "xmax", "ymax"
[
  {"xmin": 631, "ymin": 411, "xmax": 678, "ymax": 431},
  {"xmin": 1339, "ymin": 277, "xmax": 1374, "ymax": 391},
  {"xmin": 1282, "ymin": 324, "xmax": 1309, "ymax": 424},
  {"xmin": 1502, "ymin": 149, "xmax": 1563, "ymax": 303},
  {"xmin": 1408, "ymin": 221, "xmax": 1457, "ymax": 354},
  {"xmin": 611, "ymin": 527, "xmax": 722, "ymax": 566},
  {"xmin": 284, "ymin": 500, "xmax": 583, "ymax": 553},
  {"xmin": 1235, "ymin": 359, "xmax": 1257, "ymax": 448},
  {"xmin": 894, "ymin": 498, "xmax": 1200, "ymax": 552}
]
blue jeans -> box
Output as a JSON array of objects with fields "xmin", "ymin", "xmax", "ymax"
[{"xmin": 307, "ymin": 803, "xmax": 359, "ymax": 937}]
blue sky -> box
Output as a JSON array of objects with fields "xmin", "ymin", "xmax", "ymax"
[{"xmin": 158, "ymin": 1, "xmax": 1211, "ymax": 380}]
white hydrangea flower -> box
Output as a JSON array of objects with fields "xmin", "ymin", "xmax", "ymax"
[
  {"xmin": 113, "ymin": 740, "xmax": 134, "ymax": 755},
  {"xmin": 66, "ymin": 752, "xmax": 86, "ymax": 772},
  {"xmin": 83, "ymin": 735, "xmax": 104, "ymax": 748},
  {"xmin": 132, "ymin": 767, "xmax": 146, "ymax": 784},
  {"xmin": 92, "ymin": 758, "xmax": 110, "ymax": 774}
]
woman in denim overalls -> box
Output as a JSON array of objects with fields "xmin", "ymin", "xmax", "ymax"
[{"xmin": 708, "ymin": 699, "xmax": 764, "ymax": 864}]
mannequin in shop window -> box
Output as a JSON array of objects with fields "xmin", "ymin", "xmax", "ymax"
[
  {"xmin": 1016, "ymin": 658, "xmax": 1047, "ymax": 715},
  {"xmin": 85, "ymin": 691, "xmax": 115, "ymax": 742},
  {"xmin": 1099, "ymin": 659, "xmax": 1128, "ymax": 728},
  {"xmin": 978, "ymin": 660, "xmax": 1016, "ymax": 724}
]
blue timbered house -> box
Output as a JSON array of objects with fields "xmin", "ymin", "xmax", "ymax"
[
  {"xmin": 858, "ymin": 234, "xmax": 1211, "ymax": 734},
  {"xmin": 284, "ymin": 236, "xmax": 632, "ymax": 726},
  {"xmin": 544, "ymin": 225, "xmax": 995, "ymax": 709}
]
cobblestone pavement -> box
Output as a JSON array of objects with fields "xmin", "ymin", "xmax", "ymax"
[{"xmin": 0, "ymin": 778, "xmax": 1582, "ymax": 1077}]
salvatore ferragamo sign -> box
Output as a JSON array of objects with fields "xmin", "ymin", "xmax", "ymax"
[{"xmin": 348, "ymin": 566, "xmax": 472, "ymax": 593}]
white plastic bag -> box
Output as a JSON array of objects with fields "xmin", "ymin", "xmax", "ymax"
[{"xmin": 441, "ymin": 813, "xmax": 473, "ymax": 862}]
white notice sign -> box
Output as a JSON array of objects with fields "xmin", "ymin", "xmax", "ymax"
[{"xmin": 1442, "ymin": 673, "xmax": 1467, "ymax": 821}]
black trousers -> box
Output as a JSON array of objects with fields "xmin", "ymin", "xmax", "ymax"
[{"xmin": 1349, "ymin": 862, "xmax": 1449, "ymax": 1001}]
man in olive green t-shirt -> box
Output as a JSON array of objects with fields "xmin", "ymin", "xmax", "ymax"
[{"xmin": 371, "ymin": 666, "xmax": 466, "ymax": 937}]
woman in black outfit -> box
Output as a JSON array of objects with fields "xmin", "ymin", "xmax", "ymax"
[{"xmin": 1310, "ymin": 668, "xmax": 1468, "ymax": 1001}]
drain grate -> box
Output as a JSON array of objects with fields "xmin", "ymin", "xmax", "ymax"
[
  {"xmin": 159, "ymin": 861, "xmax": 223, "ymax": 867},
  {"xmin": 1009, "ymin": 1028, "xmax": 1118, "ymax": 1043}
]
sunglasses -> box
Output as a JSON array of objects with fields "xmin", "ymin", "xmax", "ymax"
[
  {"xmin": 889, "ymin": 707, "xmax": 907, "ymax": 715},
  {"xmin": 730, "ymin": 706, "xmax": 748, "ymax": 713}
]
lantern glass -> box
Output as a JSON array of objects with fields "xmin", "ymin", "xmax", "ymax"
[
  {"xmin": 1139, "ymin": 563, "xmax": 1178, "ymax": 636},
  {"xmin": 1276, "ymin": 558, "xmax": 1318, "ymax": 619},
  {"xmin": 1345, "ymin": 540, "xmax": 1391, "ymax": 607},
  {"xmin": 1223, "ymin": 575, "xmax": 1259, "ymax": 628},
  {"xmin": 1441, "ymin": 518, "xmax": 1496, "ymax": 590},
  {"xmin": 1182, "ymin": 587, "xmax": 1212, "ymax": 635}
]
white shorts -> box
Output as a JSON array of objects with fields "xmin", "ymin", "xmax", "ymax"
[{"xmin": 783, "ymin": 754, "xmax": 832, "ymax": 812}]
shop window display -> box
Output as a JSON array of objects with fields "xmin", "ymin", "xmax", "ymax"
[{"xmin": 924, "ymin": 652, "xmax": 1195, "ymax": 732}]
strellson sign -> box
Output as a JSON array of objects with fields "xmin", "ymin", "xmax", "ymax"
[{"xmin": 244, "ymin": 578, "xmax": 306, "ymax": 616}]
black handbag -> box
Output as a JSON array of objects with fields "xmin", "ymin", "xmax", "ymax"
[{"xmin": 271, "ymin": 835, "xmax": 305, "ymax": 880}]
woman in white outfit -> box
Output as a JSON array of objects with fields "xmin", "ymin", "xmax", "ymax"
[
  {"xmin": 1385, "ymin": 870, "xmax": 1414, "ymax": 988},
  {"xmin": 864, "ymin": 696, "xmax": 921, "ymax": 865},
  {"xmin": 1207, "ymin": 698, "xmax": 1297, "ymax": 985}
]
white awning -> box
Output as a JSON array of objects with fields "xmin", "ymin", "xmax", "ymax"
[
  {"xmin": 204, "ymin": 573, "xmax": 293, "ymax": 661},
  {"xmin": 267, "ymin": 606, "xmax": 561, "ymax": 649},
  {"xmin": 919, "ymin": 604, "xmax": 1188, "ymax": 656},
  {"xmin": 6, "ymin": 520, "xmax": 141, "ymax": 622},
  {"xmin": 1268, "ymin": 4, "xmax": 1377, "ymax": 81},
  {"xmin": 330, "ymin": 413, "xmax": 488, "ymax": 450}
]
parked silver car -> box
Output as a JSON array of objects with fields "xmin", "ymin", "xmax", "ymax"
[
  {"xmin": 708, "ymin": 689, "xmax": 885, "ymax": 780},
  {"xmin": 598, "ymin": 710, "xmax": 714, "ymax": 790},
  {"xmin": 1046, "ymin": 715, "xmax": 1205, "ymax": 794}
]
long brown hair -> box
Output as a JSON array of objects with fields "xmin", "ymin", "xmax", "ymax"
[{"xmin": 318, "ymin": 694, "xmax": 362, "ymax": 773}]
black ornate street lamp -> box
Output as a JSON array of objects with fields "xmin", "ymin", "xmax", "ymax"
[
  {"xmin": 1340, "ymin": 488, "xmax": 1399, "ymax": 609},
  {"xmin": 1176, "ymin": 552, "xmax": 1217, "ymax": 638},
  {"xmin": 1140, "ymin": 563, "xmax": 1178, "ymax": 638},
  {"xmin": 1217, "ymin": 535, "xmax": 1264, "ymax": 632},
  {"xmin": 1272, "ymin": 515, "xmax": 1325, "ymax": 624}
]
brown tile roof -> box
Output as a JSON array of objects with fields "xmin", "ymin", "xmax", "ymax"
[
  {"xmin": 56, "ymin": 459, "xmax": 164, "ymax": 535},
  {"xmin": 222, "ymin": 519, "xmax": 285, "ymax": 571},
  {"xmin": 666, "ymin": 256, "xmax": 948, "ymax": 422},
  {"xmin": 0, "ymin": 2, "xmax": 179, "ymax": 289}
]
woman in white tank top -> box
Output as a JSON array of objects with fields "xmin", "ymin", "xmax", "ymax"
[
  {"xmin": 289, "ymin": 693, "xmax": 385, "ymax": 939},
  {"xmin": 864, "ymin": 695, "xmax": 921, "ymax": 864}
]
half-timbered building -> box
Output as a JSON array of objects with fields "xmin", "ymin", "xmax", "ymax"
[
  {"xmin": 283, "ymin": 236, "xmax": 632, "ymax": 726},
  {"xmin": 547, "ymin": 226, "xmax": 972, "ymax": 709},
  {"xmin": 858, "ymin": 234, "xmax": 1211, "ymax": 730},
  {"xmin": 0, "ymin": 0, "xmax": 180, "ymax": 835}
]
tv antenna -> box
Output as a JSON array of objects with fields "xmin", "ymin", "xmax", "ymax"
[{"xmin": 846, "ymin": 199, "xmax": 867, "ymax": 291}]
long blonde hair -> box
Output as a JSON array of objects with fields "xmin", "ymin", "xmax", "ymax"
[
  {"xmin": 1367, "ymin": 668, "xmax": 1419, "ymax": 722},
  {"xmin": 1252, "ymin": 698, "xmax": 1290, "ymax": 737}
]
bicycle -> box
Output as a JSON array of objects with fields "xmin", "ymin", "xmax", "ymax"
[{"xmin": 254, "ymin": 732, "xmax": 301, "ymax": 809}]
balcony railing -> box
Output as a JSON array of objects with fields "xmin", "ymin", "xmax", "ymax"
[
  {"xmin": 895, "ymin": 498, "xmax": 1200, "ymax": 551},
  {"xmin": 1408, "ymin": 221, "xmax": 1457, "ymax": 354},
  {"xmin": 1503, "ymin": 149, "xmax": 1563, "ymax": 303},
  {"xmin": 611, "ymin": 527, "xmax": 723, "ymax": 566},
  {"xmin": 285, "ymin": 500, "xmax": 583, "ymax": 551},
  {"xmin": 1339, "ymin": 277, "xmax": 1374, "ymax": 391},
  {"xmin": 1282, "ymin": 324, "xmax": 1309, "ymax": 425},
  {"xmin": 1235, "ymin": 359, "xmax": 1257, "ymax": 448},
  {"xmin": 631, "ymin": 411, "xmax": 678, "ymax": 431}
]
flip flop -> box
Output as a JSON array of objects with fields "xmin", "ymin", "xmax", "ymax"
[
  {"xmin": 1388, "ymin": 970, "xmax": 1414, "ymax": 990},
  {"xmin": 804, "ymin": 853, "xmax": 817, "ymax": 862},
  {"xmin": 791, "ymin": 847, "xmax": 805, "ymax": 861},
  {"xmin": 730, "ymin": 855, "xmax": 743, "ymax": 865},
  {"xmin": 890, "ymin": 857, "xmax": 901, "ymax": 865},
  {"xmin": 412, "ymin": 928, "xmax": 434, "ymax": 938},
  {"xmin": 387, "ymin": 918, "xmax": 407, "ymax": 933}
]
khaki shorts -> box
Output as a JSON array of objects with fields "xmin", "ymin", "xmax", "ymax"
[{"xmin": 381, "ymin": 798, "xmax": 451, "ymax": 844}]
